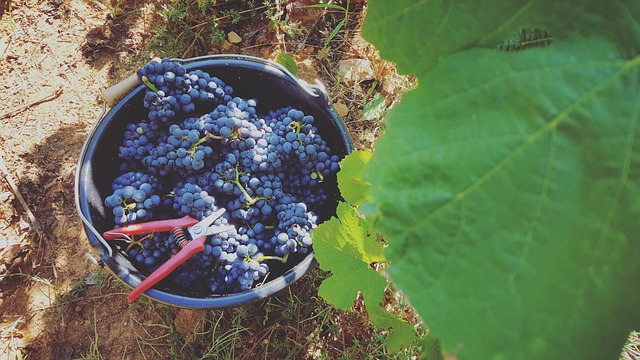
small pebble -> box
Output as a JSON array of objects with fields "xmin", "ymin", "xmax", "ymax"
[
  {"xmin": 333, "ymin": 102, "xmax": 349, "ymax": 117},
  {"xmin": 228, "ymin": 31, "xmax": 242, "ymax": 44},
  {"xmin": 222, "ymin": 40, "xmax": 234, "ymax": 51},
  {"xmin": 67, "ymin": 227, "xmax": 79, "ymax": 238}
]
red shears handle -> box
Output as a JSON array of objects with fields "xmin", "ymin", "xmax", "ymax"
[
  {"xmin": 102, "ymin": 216, "xmax": 198, "ymax": 240},
  {"xmin": 127, "ymin": 234, "xmax": 207, "ymax": 302}
]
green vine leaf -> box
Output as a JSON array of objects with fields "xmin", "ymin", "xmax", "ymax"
[
  {"xmin": 367, "ymin": 303, "xmax": 416, "ymax": 352},
  {"xmin": 313, "ymin": 202, "xmax": 385, "ymax": 309},
  {"xmin": 275, "ymin": 52, "xmax": 298, "ymax": 76},
  {"xmin": 363, "ymin": 1, "xmax": 640, "ymax": 359},
  {"xmin": 361, "ymin": 93, "xmax": 387, "ymax": 121},
  {"xmin": 313, "ymin": 202, "xmax": 415, "ymax": 351},
  {"xmin": 337, "ymin": 150, "xmax": 374, "ymax": 206}
]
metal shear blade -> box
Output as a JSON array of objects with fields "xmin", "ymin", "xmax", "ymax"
[
  {"xmin": 187, "ymin": 208, "xmax": 232, "ymax": 239},
  {"xmin": 206, "ymin": 224, "xmax": 235, "ymax": 236}
]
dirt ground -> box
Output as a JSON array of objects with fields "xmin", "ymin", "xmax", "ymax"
[{"xmin": 0, "ymin": 0, "xmax": 414, "ymax": 358}]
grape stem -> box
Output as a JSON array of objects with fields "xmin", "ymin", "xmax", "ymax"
[
  {"xmin": 188, "ymin": 131, "xmax": 224, "ymax": 158},
  {"xmin": 243, "ymin": 196, "xmax": 269, "ymax": 208},
  {"xmin": 203, "ymin": 130, "xmax": 224, "ymax": 141},
  {"xmin": 125, "ymin": 233, "xmax": 154, "ymax": 252},
  {"xmin": 221, "ymin": 162, "xmax": 271, "ymax": 207},
  {"xmin": 141, "ymin": 76, "xmax": 159, "ymax": 93},
  {"xmin": 288, "ymin": 121, "xmax": 301, "ymax": 135},
  {"xmin": 230, "ymin": 163, "xmax": 255, "ymax": 204},
  {"xmin": 311, "ymin": 171, "xmax": 324, "ymax": 182},
  {"xmin": 121, "ymin": 199, "xmax": 137, "ymax": 214},
  {"xmin": 251, "ymin": 253, "xmax": 289, "ymax": 263}
]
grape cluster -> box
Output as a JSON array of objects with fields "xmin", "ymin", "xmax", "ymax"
[
  {"xmin": 171, "ymin": 181, "xmax": 218, "ymax": 219},
  {"xmin": 142, "ymin": 124, "xmax": 214, "ymax": 176},
  {"xmin": 104, "ymin": 172, "xmax": 162, "ymax": 225},
  {"xmin": 105, "ymin": 59, "xmax": 343, "ymax": 294},
  {"xmin": 128, "ymin": 232, "xmax": 175, "ymax": 269},
  {"xmin": 118, "ymin": 120, "xmax": 160, "ymax": 162},
  {"xmin": 272, "ymin": 200, "xmax": 317, "ymax": 256},
  {"xmin": 137, "ymin": 58, "xmax": 233, "ymax": 123}
]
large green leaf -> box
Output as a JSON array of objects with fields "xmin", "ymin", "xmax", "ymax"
[{"xmin": 363, "ymin": 1, "xmax": 640, "ymax": 358}]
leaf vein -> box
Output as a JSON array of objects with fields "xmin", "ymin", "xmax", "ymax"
[{"xmin": 425, "ymin": 60, "xmax": 625, "ymax": 110}]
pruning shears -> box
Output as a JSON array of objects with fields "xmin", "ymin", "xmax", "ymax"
[{"xmin": 103, "ymin": 208, "xmax": 234, "ymax": 302}]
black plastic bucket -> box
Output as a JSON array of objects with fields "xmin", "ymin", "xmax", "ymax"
[{"xmin": 75, "ymin": 55, "xmax": 352, "ymax": 309}]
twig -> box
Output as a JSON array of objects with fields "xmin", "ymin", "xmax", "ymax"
[
  {"xmin": 181, "ymin": 30, "xmax": 203, "ymax": 59},
  {"xmin": 0, "ymin": 147, "xmax": 45, "ymax": 243},
  {"xmin": 240, "ymin": 42, "xmax": 280, "ymax": 51},
  {"xmin": 32, "ymin": 292, "xmax": 131, "ymax": 311},
  {"xmin": 0, "ymin": 86, "xmax": 63, "ymax": 120},
  {"xmin": 0, "ymin": 34, "xmax": 12, "ymax": 57}
]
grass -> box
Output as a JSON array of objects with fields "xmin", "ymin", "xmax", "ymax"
[
  {"xmin": 68, "ymin": 266, "xmax": 420, "ymax": 359},
  {"xmin": 91, "ymin": 0, "xmax": 141, "ymax": 20},
  {"xmin": 145, "ymin": 0, "xmax": 275, "ymax": 58},
  {"xmin": 76, "ymin": 310, "xmax": 104, "ymax": 360},
  {"xmin": 622, "ymin": 332, "xmax": 640, "ymax": 360},
  {"xmin": 83, "ymin": 269, "xmax": 112, "ymax": 294},
  {"xmin": 300, "ymin": 0, "xmax": 350, "ymax": 52},
  {"xmin": 0, "ymin": 317, "xmax": 27, "ymax": 360}
]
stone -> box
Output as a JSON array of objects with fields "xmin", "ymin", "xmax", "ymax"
[
  {"xmin": 333, "ymin": 102, "xmax": 349, "ymax": 117},
  {"xmin": 337, "ymin": 59, "xmax": 375, "ymax": 83},
  {"xmin": 66, "ymin": 226, "xmax": 79, "ymax": 239},
  {"xmin": 222, "ymin": 40, "xmax": 234, "ymax": 51},
  {"xmin": 228, "ymin": 31, "xmax": 242, "ymax": 44}
]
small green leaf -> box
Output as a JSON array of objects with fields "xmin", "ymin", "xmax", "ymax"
[
  {"xmin": 275, "ymin": 52, "xmax": 298, "ymax": 76},
  {"xmin": 368, "ymin": 304, "xmax": 416, "ymax": 352},
  {"xmin": 360, "ymin": 93, "xmax": 387, "ymax": 121},
  {"xmin": 313, "ymin": 202, "xmax": 385, "ymax": 308},
  {"xmin": 337, "ymin": 150, "xmax": 373, "ymax": 206},
  {"xmin": 314, "ymin": 202, "xmax": 415, "ymax": 349}
]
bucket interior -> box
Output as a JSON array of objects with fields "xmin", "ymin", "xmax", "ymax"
[{"xmin": 77, "ymin": 57, "xmax": 352, "ymax": 307}]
